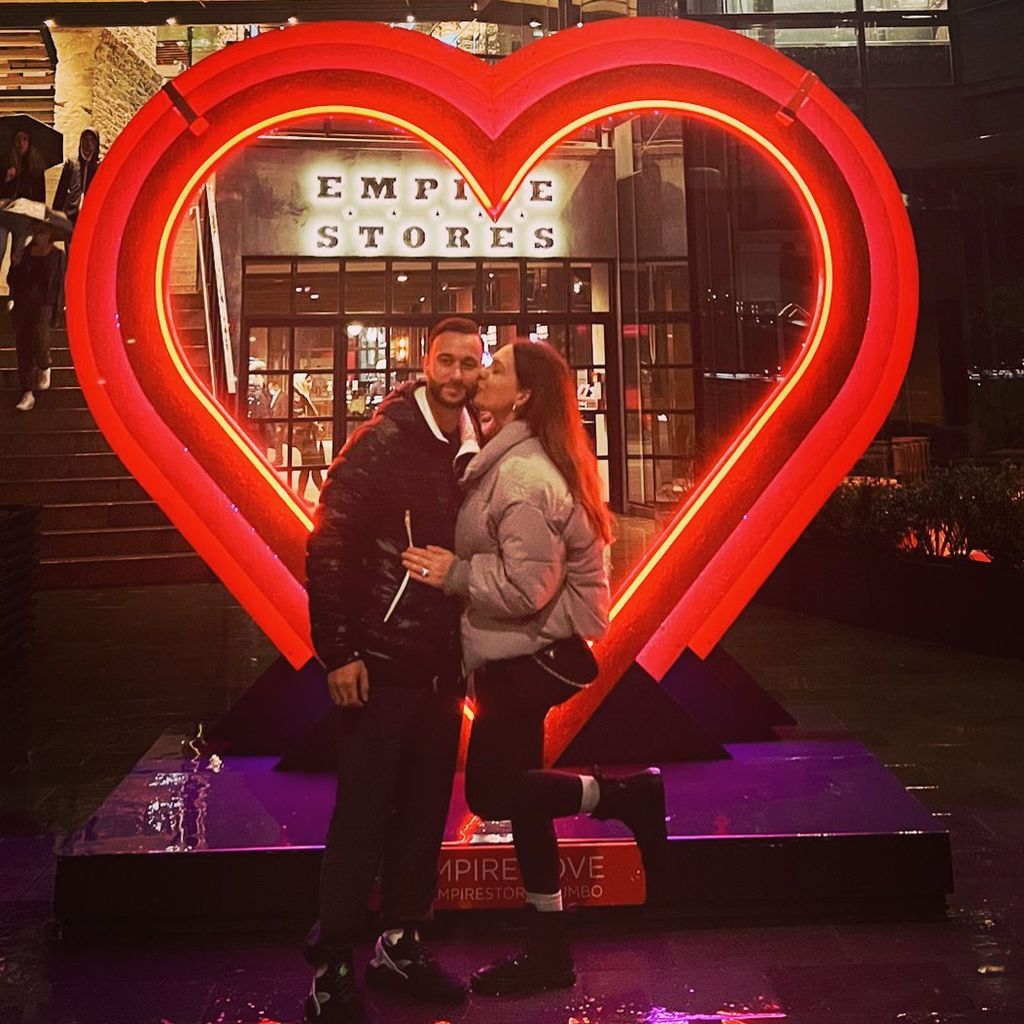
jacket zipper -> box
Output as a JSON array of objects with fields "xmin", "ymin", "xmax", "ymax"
[{"xmin": 382, "ymin": 509, "xmax": 413, "ymax": 624}]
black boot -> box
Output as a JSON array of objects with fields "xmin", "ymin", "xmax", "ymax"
[
  {"xmin": 470, "ymin": 908, "xmax": 576, "ymax": 997},
  {"xmin": 592, "ymin": 767, "xmax": 668, "ymax": 866}
]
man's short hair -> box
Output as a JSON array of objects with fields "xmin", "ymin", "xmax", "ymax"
[{"xmin": 428, "ymin": 316, "xmax": 482, "ymax": 351}]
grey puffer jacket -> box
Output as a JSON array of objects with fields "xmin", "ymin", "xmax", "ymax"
[{"xmin": 444, "ymin": 419, "xmax": 609, "ymax": 672}]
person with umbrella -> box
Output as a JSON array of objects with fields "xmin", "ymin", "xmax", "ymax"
[
  {"xmin": 0, "ymin": 128, "xmax": 46, "ymax": 270},
  {"xmin": 8, "ymin": 221, "xmax": 62, "ymax": 411}
]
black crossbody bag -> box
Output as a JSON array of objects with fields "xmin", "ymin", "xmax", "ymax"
[{"xmin": 527, "ymin": 634, "xmax": 599, "ymax": 689}]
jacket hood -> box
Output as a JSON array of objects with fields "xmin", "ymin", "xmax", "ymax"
[{"xmin": 79, "ymin": 127, "xmax": 100, "ymax": 162}]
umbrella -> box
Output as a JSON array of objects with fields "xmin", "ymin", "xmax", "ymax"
[
  {"xmin": 0, "ymin": 198, "xmax": 73, "ymax": 242},
  {"xmin": 0, "ymin": 114, "xmax": 64, "ymax": 169}
]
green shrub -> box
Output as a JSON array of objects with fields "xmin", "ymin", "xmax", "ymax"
[{"xmin": 807, "ymin": 462, "xmax": 1024, "ymax": 573}]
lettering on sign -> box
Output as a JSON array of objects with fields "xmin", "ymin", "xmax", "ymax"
[
  {"xmin": 435, "ymin": 844, "xmax": 642, "ymax": 910},
  {"xmin": 307, "ymin": 168, "xmax": 561, "ymax": 257}
]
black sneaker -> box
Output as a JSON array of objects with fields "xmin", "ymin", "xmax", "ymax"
[
  {"xmin": 305, "ymin": 959, "xmax": 364, "ymax": 1023},
  {"xmin": 365, "ymin": 931, "xmax": 468, "ymax": 1005}
]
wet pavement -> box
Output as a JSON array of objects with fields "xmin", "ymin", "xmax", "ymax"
[{"xmin": 2, "ymin": 577, "xmax": 1023, "ymax": 1023}]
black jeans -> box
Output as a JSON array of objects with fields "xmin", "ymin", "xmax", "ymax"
[
  {"xmin": 465, "ymin": 658, "xmax": 584, "ymax": 895},
  {"xmin": 13, "ymin": 306, "xmax": 52, "ymax": 392},
  {"xmin": 306, "ymin": 654, "xmax": 464, "ymax": 965}
]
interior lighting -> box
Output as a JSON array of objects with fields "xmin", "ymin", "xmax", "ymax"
[
  {"xmin": 529, "ymin": 19, "xmax": 541, "ymax": 28},
  {"xmin": 287, "ymin": 16, "xmax": 299, "ymax": 25},
  {"xmin": 396, "ymin": 273, "xmax": 408, "ymax": 282},
  {"xmin": 532, "ymin": 29, "xmax": 544, "ymax": 38},
  {"xmin": 406, "ymin": 14, "xmax": 416, "ymax": 24},
  {"xmin": 166, "ymin": 16, "xmax": 178, "ymax": 26},
  {"xmin": 44, "ymin": 18, "xmax": 56, "ymax": 28},
  {"xmin": 346, "ymin": 323, "xmax": 363, "ymax": 337}
]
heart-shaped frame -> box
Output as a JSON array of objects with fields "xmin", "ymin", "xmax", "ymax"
[{"xmin": 66, "ymin": 19, "xmax": 916, "ymax": 761}]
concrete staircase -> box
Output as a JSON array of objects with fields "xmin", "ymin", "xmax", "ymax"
[{"xmin": 1, "ymin": 298, "xmax": 215, "ymax": 588}]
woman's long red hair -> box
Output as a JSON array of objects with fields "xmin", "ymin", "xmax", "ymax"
[{"xmin": 508, "ymin": 340, "xmax": 615, "ymax": 545}]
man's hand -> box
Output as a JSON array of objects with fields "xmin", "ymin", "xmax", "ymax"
[{"xmin": 327, "ymin": 660, "xmax": 369, "ymax": 708}]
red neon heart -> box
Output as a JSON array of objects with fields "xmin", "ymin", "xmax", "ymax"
[{"xmin": 65, "ymin": 19, "xmax": 916, "ymax": 762}]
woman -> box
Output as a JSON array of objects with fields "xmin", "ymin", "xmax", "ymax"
[
  {"xmin": 403, "ymin": 340, "xmax": 667, "ymax": 997},
  {"xmin": 7, "ymin": 225, "xmax": 61, "ymax": 411},
  {"xmin": 1, "ymin": 129, "xmax": 47, "ymax": 272},
  {"xmin": 291, "ymin": 372, "xmax": 326, "ymax": 497}
]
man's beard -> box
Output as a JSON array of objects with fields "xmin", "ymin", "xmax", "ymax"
[{"xmin": 426, "ymin": 377, "xmax": 474, "ymax": 409}]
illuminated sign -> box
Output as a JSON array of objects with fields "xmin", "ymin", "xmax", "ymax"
[
  {"xmin": 308, "ymin": 164, "xmax": 562, "ymax": 256},
  {"xmin": 65, "ymin": 20, "xmax": 917, "ymax": 763}
]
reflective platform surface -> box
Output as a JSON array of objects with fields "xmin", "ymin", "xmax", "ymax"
[{"xmin": 55, "ymin": 706, "xmax": 951, "ymax": 926}]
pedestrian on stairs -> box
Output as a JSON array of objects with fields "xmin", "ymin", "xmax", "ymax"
[
  {"xmin": 0, "ymin": 129, "xmax": 47, "ymax": 272},
  {"xmin": 7, "ymin": 224, "xmax": 61, "ymax": 412}
]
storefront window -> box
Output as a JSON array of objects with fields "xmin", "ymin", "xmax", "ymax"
[
  {"xmin": 245, "ymin": 262, "xmax": 292, "ymax": 315},
  {"xmin": 437, "ymin": 261, "xmax": 478, "ymax": 312},
  {"xmin": 570, "ymin": 262, "xmax": 612, "ymax": 313},
  {"xmin": 483, "ymin": 263, "xmax": 520, "ymax": 312},
  {"xmin": 688, "ymin": 1, "xmax": 855, "ymax": 10},
  {"xmin": 391, "ymin": 326, "xmax": 429, "ymax": 380},
  {"xmin": 865, "ymin": 20, "xmax": 952, "ymax": 86},
  {"xmin": 864, "ymin": 0, "xmax": 947, "ymax": 9},
  {"xmin": 738, "ymin": 24, "xmax": 861, "ymax": 88},
  {"xmin": 294, "ymin": 261, "xmax": 340, "ymax": 313},
  {"xmin": 347, "ymin": 371, "xmax": 387, "ymax": 420},
  {"xmin": 345, "ymin": 260, "xmax": 386, "ymax": 313},
  {"xmin": 392, "ymin": 262, "xmax": 433, "ymax": 314},
  {"xmin": 247, "ymin": 326, "xmax": 288, "ymax": 370},
  {"xmin": 527, "ymin": 262, "xmax": 567, "ymax": 312},
  {"xmin": 294, "ymin": 325, "xmax": 334, "ymax": 371}
]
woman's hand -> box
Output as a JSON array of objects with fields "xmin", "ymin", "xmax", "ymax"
[{"xmin": 402, "ymin": 545, "xmax": 455, "ymax": 589}]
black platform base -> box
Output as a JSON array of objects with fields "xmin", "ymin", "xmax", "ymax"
[{"xmin": 55, "ymin": 708, "xmax": 952, "ymax": 933}]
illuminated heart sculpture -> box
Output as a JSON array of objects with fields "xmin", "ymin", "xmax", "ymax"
[{"xmin": 65, "ymin": 19, "xmax": 917, "ymax": 762}]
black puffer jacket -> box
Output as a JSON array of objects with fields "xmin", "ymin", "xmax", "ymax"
[{"xmin": 307, "ymin": 381, "xmax": 467, "ymax": 679}]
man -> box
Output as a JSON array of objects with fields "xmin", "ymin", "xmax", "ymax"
[
  {"xmin": 304, "ymin": 316, "xmax": 483, "ymax": 1024},
  {"xmin": 53, "ymin": 127, "xmax": 102, "ymax": 227}
]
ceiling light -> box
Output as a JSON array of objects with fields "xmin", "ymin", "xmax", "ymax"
[
  {"xmin": 166, "ymin": 16, "xmax": 178, "ymax": 26},
  {"xmin": 287, "ymin": 16, "xmax": 299, "ymax": 25},
  {"xmin": 406, "ymin": 13, "xmax": 416, "ymax": 23},
  {"xmin": 347, "ymin": 323, "xmax": 363, "ymax": 337},
  {"xmin": 529, "ymin": 19, "xmax": 541, "ymax": 28},
  {"xmin": 396, "ymin": 273, "xmax": 409, "ymax": 283}
]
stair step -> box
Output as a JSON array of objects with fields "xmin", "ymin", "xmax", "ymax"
[
  {"xmin": 0, "ymin": 346, "xmax": 72, "ymax": 370},
  {"xmin": 40, "ymin": 501, "xmax": 170, "ymax": 531},
  {"xmin": 0, "ymin": 366, "xmax": 78, "ymax": 388},
  {"xmin": 2, "ymin": 476, "xmax": 149, "ymax": 504},
  {"xmin": 0, "ymin": 429, "xmax": 111, "ymax": 456},
  {"xmin": 41, "ymin": 525, "xmax": 193, "ymax": 559},
  {"xmin": 37, "ymin": 551, "xmax": 214, "ymax": 589},
  {"xmin": 0, "ymin": 452, "xmax": 128, "ymax": 480},
  {"xmin": 1, "ymin": 408, "xmax": 102, "ymax": 431},
  {"xmin": 3, "ymin": 386, "xmax": 86, "ymax": 409}
]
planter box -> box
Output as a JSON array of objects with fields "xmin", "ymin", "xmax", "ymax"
[{"xmin": 758, "ymin": 539, "xmax": 1024, "ymax": 659}]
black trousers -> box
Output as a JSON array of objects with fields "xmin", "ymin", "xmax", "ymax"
[
  {"xmin": 13, "ymin": 306, "xmax": 52, "ymax": 393},
  {"xmin": 465, "ymin": 659, "xmax": 584, "ymax": 895},
  {"xmin": 306, "ymin": 654, "xmax": 464, "ymax": 965}
]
